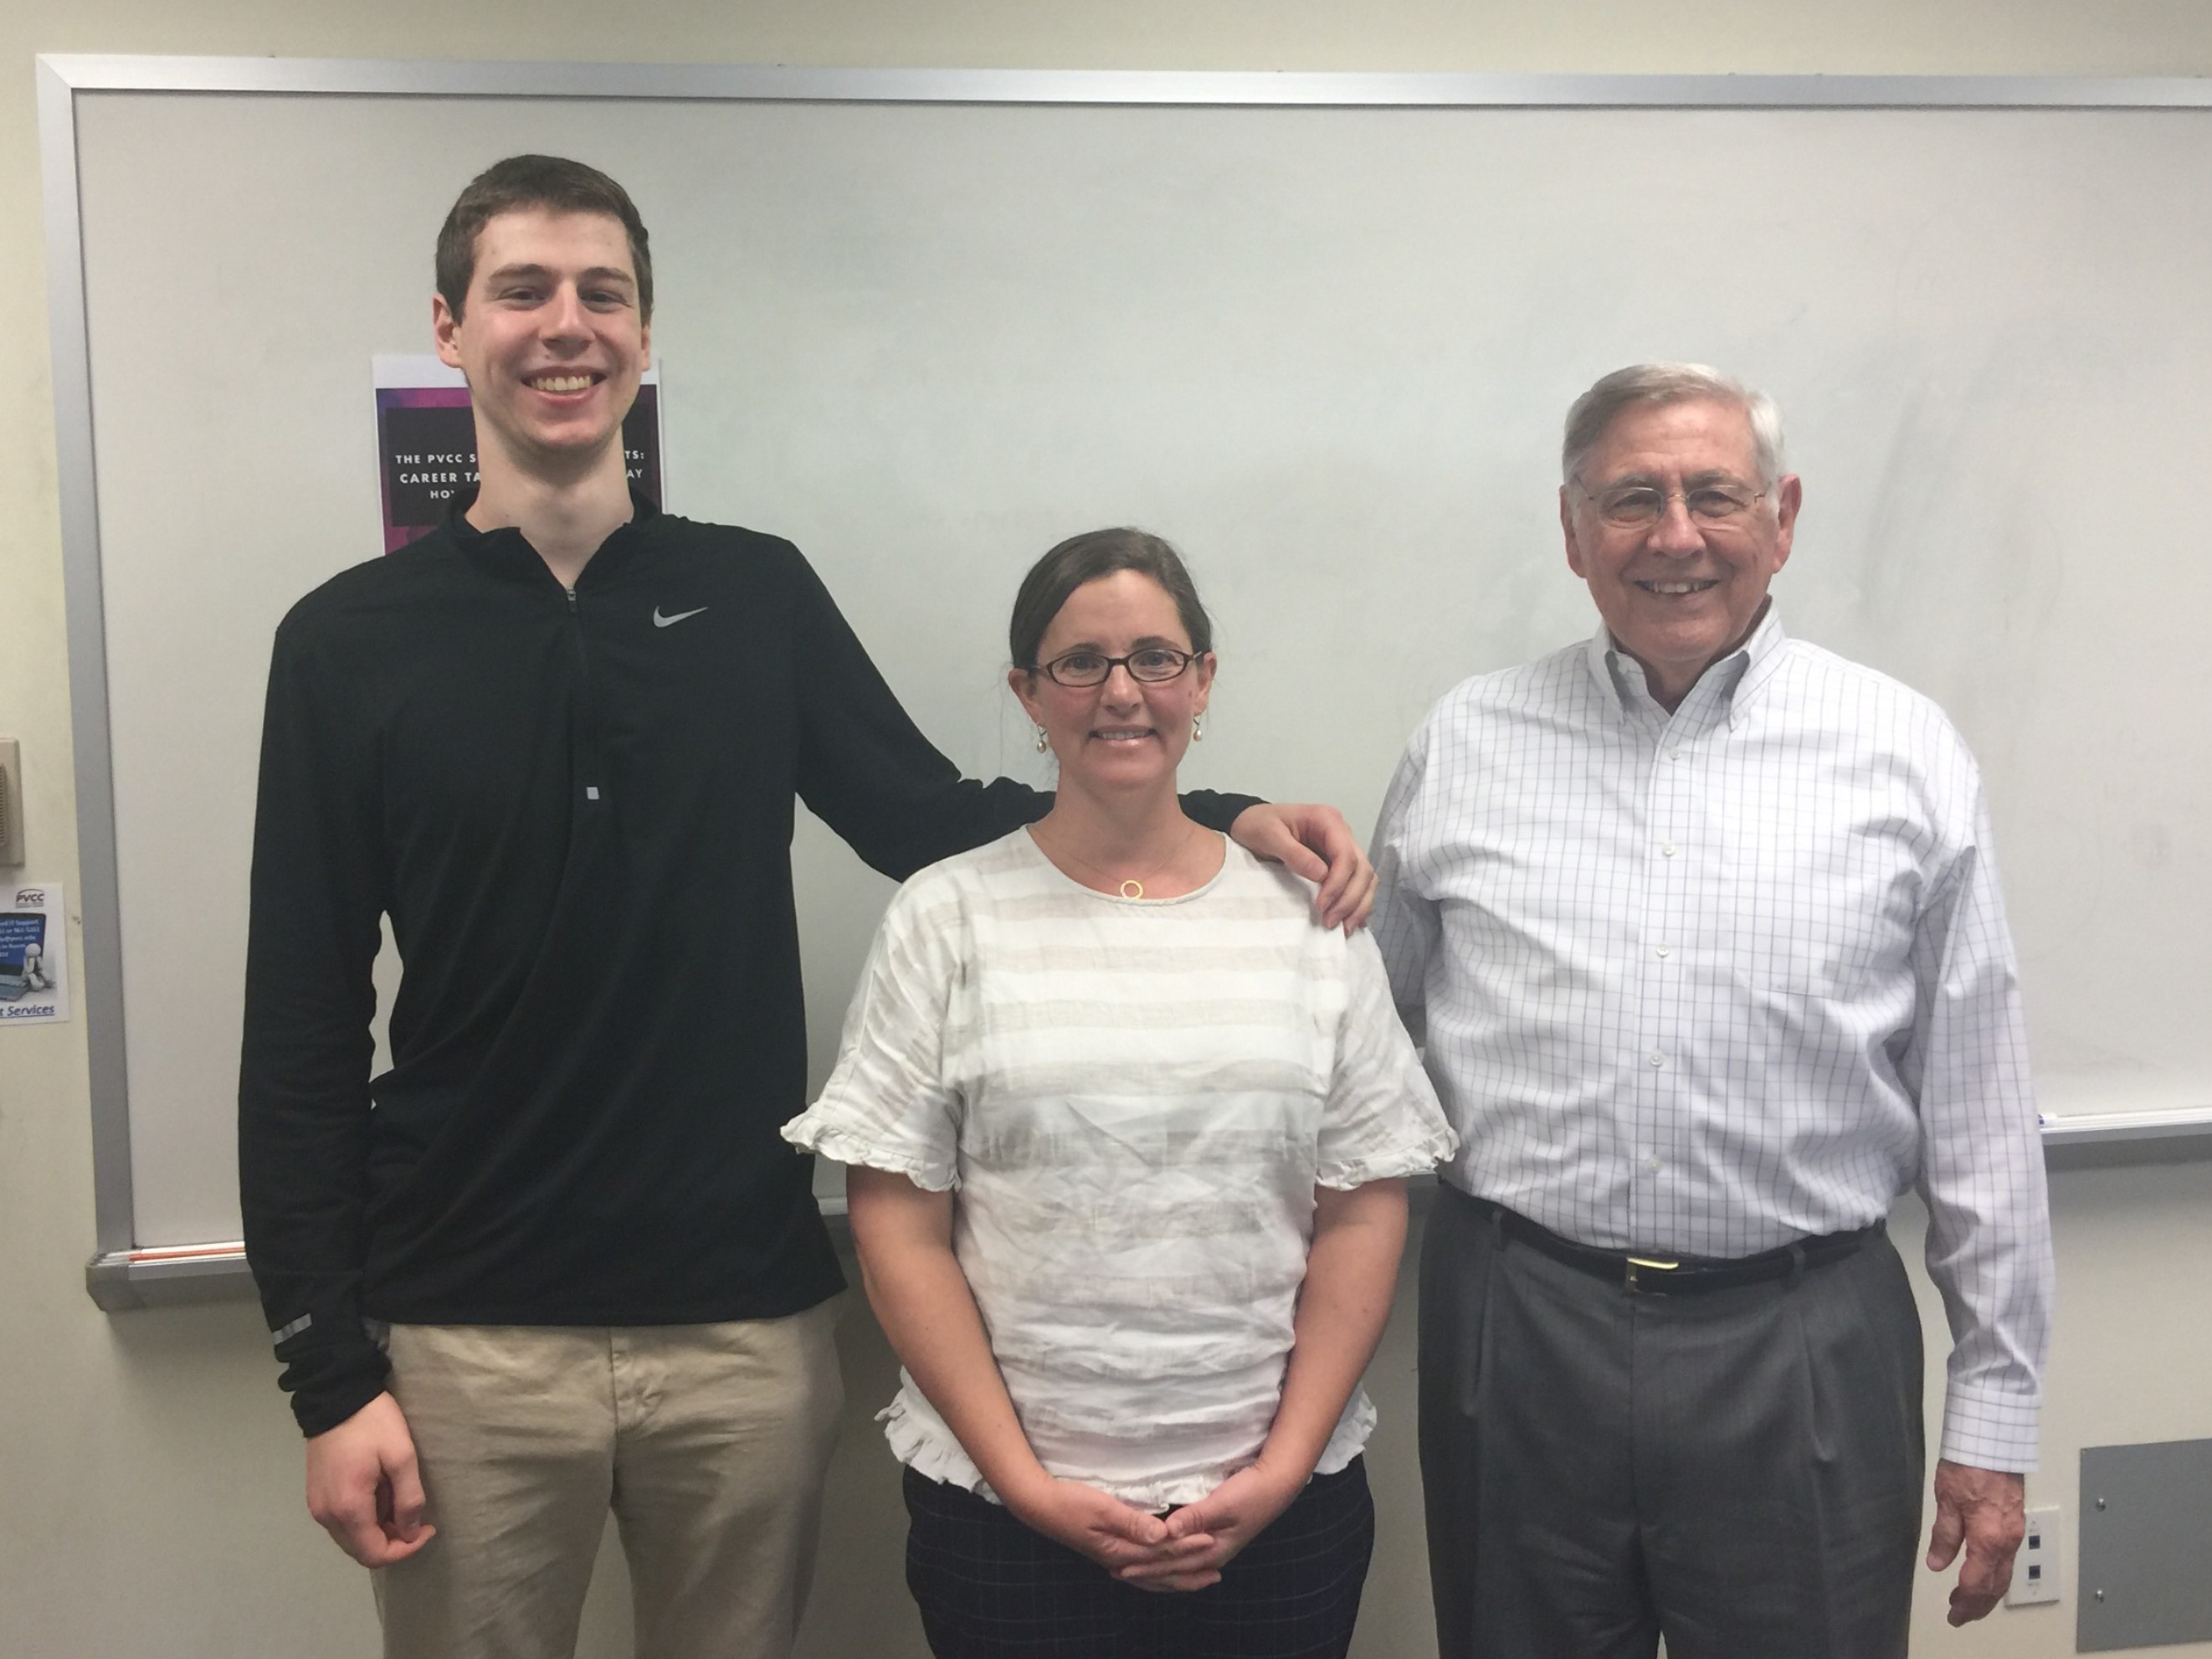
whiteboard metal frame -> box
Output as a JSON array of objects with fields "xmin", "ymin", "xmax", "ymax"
[
  {"xmin": 42, "ymin": 54, "xmax": 2212, "ymax": 1310},
  {"xmin": 35, "ymin": 56, "xmax": 2212, "ymax": 106}
]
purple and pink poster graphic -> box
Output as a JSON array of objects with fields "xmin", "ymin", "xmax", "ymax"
[{"xmin": 373, "ymin": 356, "xmax": 665, "ymax": 552}]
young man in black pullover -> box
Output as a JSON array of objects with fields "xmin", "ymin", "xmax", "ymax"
[{"xmin": 239, "ymin": 155, "xmax": 1373, "ymax": 1659}]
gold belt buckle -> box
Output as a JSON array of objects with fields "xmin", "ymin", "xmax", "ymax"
[{"xmin": 1624, "ymin": 1254, "xmax": 1680, "ymax": 1291}]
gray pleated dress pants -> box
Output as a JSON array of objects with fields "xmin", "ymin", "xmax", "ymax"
[{"xmin": 1418, "ymin": 1184, "xmax": 1924, "ymax": 1659}]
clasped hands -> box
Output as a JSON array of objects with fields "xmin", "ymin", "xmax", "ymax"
[{"xmin": 1006, "ymin": 1458, "xmax": 1306, "ymax": 1594}]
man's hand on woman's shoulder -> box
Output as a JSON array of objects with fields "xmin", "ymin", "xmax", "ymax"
[{"xmin": 1228, "ymin": 803, "xmax": 1376, "ymax": 932}]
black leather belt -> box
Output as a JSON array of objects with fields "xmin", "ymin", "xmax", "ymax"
[{"xmin": 1460, "ymin": 1191, "xmax": 1882, "ymax": 1295}]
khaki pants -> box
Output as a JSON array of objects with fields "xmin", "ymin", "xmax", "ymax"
[{"xmin": 373, "ymin": 1300, "xmax": 844, "ymax": 1659}]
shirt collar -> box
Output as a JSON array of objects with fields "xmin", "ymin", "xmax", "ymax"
[
  {"xmin": 1582, "ymin": 601, "xmax": 1789, "ymax": 719},
  {"xmin": 444, "ymin": 483, "xmax": 662, "ymax": 584}
]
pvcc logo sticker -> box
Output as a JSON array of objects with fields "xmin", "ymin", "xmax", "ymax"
[{"xmin": 13, "ymin": 889, "xmax": 44, "ymax": 907}]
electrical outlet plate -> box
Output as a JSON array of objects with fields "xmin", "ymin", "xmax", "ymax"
[{"xmin": 2008, "ymin": 1503, "xmax": 2063, "ymax": 1607}]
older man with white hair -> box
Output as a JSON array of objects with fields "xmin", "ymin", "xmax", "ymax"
[{"xmin": 1373, "ymin": 363, "xmax": 2054, "ymax": 1657}]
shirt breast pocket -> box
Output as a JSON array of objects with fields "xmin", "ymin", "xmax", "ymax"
[{"xmin": 1731, "ymin": 840, "xmax": 1916, "ymax": 1003}]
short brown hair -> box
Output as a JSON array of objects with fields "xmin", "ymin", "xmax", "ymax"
[
  {"xmin": 435, "ymin": 155, "xmax": 654, "ymax": 322},
  {"xmin": 1009, "ymin": 528, "xmax": 1214, "ymax": 671}
]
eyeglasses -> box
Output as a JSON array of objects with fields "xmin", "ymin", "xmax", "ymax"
[
  {"xmin": 1033, "ymin": 647, "xmax": 1201, "ymax": 688},
  {"xmin": 1580, "ymin": 481, "xmax": 1767, "ymax": 529}
]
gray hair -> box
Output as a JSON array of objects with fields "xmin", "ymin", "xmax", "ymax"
[{"xmin": 1561, "ymin": 362, "xmax": 1787, "ymax": 491}]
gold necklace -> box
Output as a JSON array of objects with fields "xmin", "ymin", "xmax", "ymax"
[{"xmin": 1036, "ymin": 820, "xmax": 1198, "ymax": 899}]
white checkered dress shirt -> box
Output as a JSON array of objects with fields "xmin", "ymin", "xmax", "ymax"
[{"xmin": 1373, "ymin": 607, "xmax": 2053, "ymax": 1471}]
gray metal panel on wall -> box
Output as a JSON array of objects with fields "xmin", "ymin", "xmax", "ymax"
[{"xmin": 2078, "ymin": 1439, "xmax": 2212, "ymax": 1650}]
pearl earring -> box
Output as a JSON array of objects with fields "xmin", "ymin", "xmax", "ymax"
[
  {"xmin": 1034, "ymin": 726, "xmax": 1050, "ymax": 754},
  {"xmin": 1192, "ymin": 712, "xmax": 1205, "ymax": 742}
]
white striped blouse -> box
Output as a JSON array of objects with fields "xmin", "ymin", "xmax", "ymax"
[{"xmin": 783, "ymin": 830, "xmax": 1455, "ymax": 1507}]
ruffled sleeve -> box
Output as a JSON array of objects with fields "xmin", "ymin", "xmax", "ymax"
[
  {"xmin": 782, "ymin": 869, "xmax": 968, "ymax": 1189},
  {"xmin": 1315, "ymin": 929, "xmax": 1457, "ymax": 1189}
]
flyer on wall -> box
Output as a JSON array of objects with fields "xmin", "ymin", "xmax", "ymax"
[
  {"xmin": 372, "ymin": 356, "xmax": 665, "ymax": 552},
  {"xmin": 0, "ymin": 881, "xmax": 69, "ymax": 1025}
]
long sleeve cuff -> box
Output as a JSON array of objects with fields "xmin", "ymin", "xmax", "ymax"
[
  {"xmin": 1939, "ymin": 1380, "xmax": 2040, "ymax": 1472},
  {"xmin": 1180, "ymin": 790, "xmax": 1262, "ymax": 835},
  {"xmin": 279, "ymin": 1325, "xmax": 393, "ymax": 1438}
]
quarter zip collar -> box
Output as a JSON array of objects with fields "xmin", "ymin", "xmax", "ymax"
[{"xmin": 444, "ymin": 483, "xmax": 664, "ymax": 590}]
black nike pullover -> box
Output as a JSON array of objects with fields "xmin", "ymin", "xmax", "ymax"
[{"xmin": 239, "ymin": 494, "xmax": 1256, "ymax": 1435}]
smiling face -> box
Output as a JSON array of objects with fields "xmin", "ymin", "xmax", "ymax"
[
  {"xmin": 431, "ymin": 207, "xmax": 649, "ymax": 489},
  {"xmin": 1010, "ymin": 569, "xmax": 1214, "ymax": 801},
  {"xmin": 1561, "ymin": 396, "xmax": 1801, "ymax": 709}
]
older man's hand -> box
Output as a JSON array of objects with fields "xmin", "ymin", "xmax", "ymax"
[{"xmin": 1925, "ymin": 1459, "xmax": 2025, "ymax": 1625}]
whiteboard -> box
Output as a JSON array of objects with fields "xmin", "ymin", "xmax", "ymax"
[{"xmin": 44, "ymin": 61, "xmax": 2212, "ymax": 1290}]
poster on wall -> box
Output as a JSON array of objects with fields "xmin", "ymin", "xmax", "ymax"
[
  {"xmin": 372, "ymin": 356, "xmax": 665, "ymax": 552},
  {"xmin": 0, "ymin": 881, "xmax": 69, "ymax": 1025}
]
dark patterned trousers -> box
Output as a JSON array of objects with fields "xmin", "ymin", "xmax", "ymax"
[{"xmin": 901, "ymin": 1456, "xmax": 1375, "ymax": 1658}]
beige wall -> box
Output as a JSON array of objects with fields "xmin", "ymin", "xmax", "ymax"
[{"xmin": 8, "ymin": 6, "xmax": 2212, "ymax": 1656}]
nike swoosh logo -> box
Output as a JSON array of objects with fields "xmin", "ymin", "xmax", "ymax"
[{"xmin": 653, "ymin": 606, "xmax": 709, "ymax": 628}]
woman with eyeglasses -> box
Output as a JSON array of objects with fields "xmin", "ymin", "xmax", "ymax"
[{"xmin": 783, "ymin": 527, "xmax": 1453, "ymax": 1659}]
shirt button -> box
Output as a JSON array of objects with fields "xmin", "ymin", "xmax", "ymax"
[
  {"xmin": 1667, "ymin": 747, "xmax": 1683, "ymax": 760},
  {"xmin": 1660, "ymin": 843, "xmax": 1677, "ymax": 857},
  {"xmin": 1650, "ymin": 1052, "xmax": 1665, "ymax": 1068},
  {"xmin": 1655, "ymin": 943, "xmax": 1673, "ymax": 958},
  {"xmin": 1647, "ymin": 1156, "xmax": 1663, "ymax": 1171}
]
